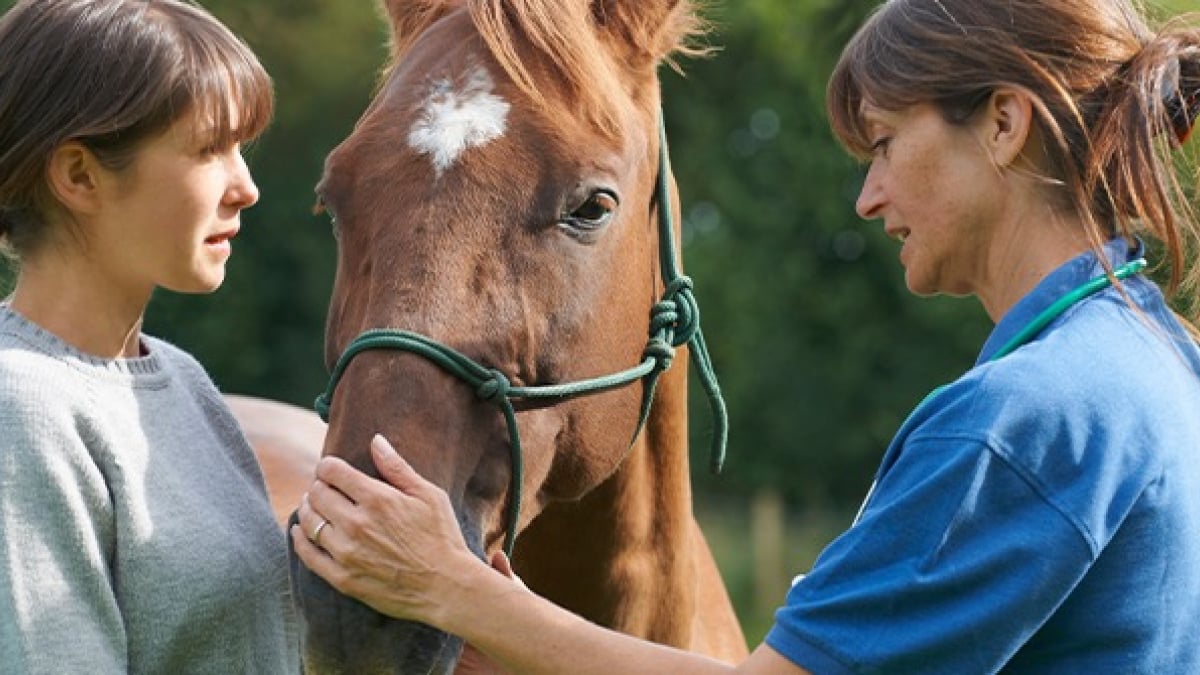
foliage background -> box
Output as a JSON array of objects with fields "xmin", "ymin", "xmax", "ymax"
[{"xmin": 2, "ymin": 0, "xmax": 1197, "ymax": 645}]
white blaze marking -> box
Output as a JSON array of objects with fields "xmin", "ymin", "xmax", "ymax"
[{"xmin": 408, "ymin": 65, "xmax": 510, "ymax": 177}]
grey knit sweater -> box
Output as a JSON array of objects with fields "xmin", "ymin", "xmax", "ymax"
[{"xmin": 0, "ymin": 305, "xmax": 299, "ymax": 673}]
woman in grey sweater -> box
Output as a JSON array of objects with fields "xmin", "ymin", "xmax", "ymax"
[{"xmin": 0, "ymin": 1, "xmax": 298, "ymax": 672}]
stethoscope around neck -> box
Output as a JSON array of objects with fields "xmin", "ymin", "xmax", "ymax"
[
  {"xmin": 850, "ymin": 255, "xmax": 1148, "ymax": 526},
  {"xmin": 988, "ymin": 257, "xmax": 1147, "ymax": 361}
]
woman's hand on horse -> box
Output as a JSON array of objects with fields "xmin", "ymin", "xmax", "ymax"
[{"xmin": 290, "ymin": 434, "xmax": 480, "ymax": 627}]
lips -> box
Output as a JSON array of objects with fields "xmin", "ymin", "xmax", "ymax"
[
  {"xmin": 885, "ymin": 227, "xmax": 909, "ymax": 243},
  {"xmin": 205, "ymin": 227, "xmax": 239, "ymax": 245}
]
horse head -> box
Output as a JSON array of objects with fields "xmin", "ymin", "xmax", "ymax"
[{"xmin": 291, "ymin": 0, "xmax": 715, "ymax": 672}]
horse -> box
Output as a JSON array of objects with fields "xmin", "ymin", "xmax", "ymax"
[
  {"xmin": 224, "ymin": 394, "xmax": 324, "ymax": 527},
  {"xmin": 286, "ymin": 0, "xmax": 748, "ymax": 671}
]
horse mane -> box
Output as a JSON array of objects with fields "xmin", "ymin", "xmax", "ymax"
[
  {"xmin": 380, "ymin": 0, "xmax": 707, "ymax": 136},
  {"xmin": 453, "ymin": 0, "xmax": 700, "ymax": 138},
  {"xmin": 468, "ymin": 0, "xmax": 709, "ymax": 137}
]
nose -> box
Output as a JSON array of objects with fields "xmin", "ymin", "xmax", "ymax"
[
  {"xmin": 225, "ymin": 149, "xmax": 260, "ymax": 210},
  {"xmin": 855, "ymin": 163, "xmax": 883, "ymax": 220}
]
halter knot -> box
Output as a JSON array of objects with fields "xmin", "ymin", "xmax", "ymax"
[
  {"xmin": 650, "ymin": 301, "xmax": 679, "ymax": 335},
  {"xmin": 651, "ymin": 276, "xmax": 699, "ymax": 347},
  {"xmin": 642, "ymin": 337, "xmax": 675, "ymax": 370},
  {"xmin": 476, "ymin": 370, "xmax": 512, "ymax": 403},
  {"xmin": 666, "ymin": 276, "xmax": 694, "ymax": 295}
]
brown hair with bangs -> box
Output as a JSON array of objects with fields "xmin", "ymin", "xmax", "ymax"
[
  {"xmin": 827, "ymin": 0, "xmax": 1200, "ymax": 327},
  {"xmin": 0, "ymin": 0, "xmax": 273, "ymax": 257}
]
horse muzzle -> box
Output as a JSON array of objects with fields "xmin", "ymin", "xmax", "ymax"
[{"xmin": 287, "ymin": 510, "xmax": 485, "ymax": 674}]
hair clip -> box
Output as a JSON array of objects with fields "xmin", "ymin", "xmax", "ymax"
[
  {"xmin": 1165, "ymin": 58, "xmax": 1200, "ymax": 146},
  {"xmin": 1167, "ymin": 89, "xmax": 1200, "ymax": 145}
]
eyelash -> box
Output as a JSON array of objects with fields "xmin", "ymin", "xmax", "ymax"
[{"xmin": 870, "ymin": 137, "xmax": 891, "ymax": 156}]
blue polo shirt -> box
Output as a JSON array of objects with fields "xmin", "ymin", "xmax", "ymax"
[{"xmin": 766, "ymin": 241, "xmax": 1200, "ymax": 673}]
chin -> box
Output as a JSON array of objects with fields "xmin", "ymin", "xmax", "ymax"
[
  {"xmin": 903, "ymin": 270, "xmax": 928, "ymax": 296},
  {"xmin": 196, "ymin": 277, "xmax": 227, "ymax": 293},
  {"xmin": 902, "ymin": 260, "xmax": 943, "ymax": 297},
  {"xmin": 169, "ymin": 272, "xmax": 227, "ymax": 295}
]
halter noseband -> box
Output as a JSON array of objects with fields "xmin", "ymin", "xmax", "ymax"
[{"xmin": 314, "ymin": 117, "xmax": 728, "ymax": 556}]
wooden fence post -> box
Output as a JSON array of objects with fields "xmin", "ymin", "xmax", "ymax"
[{"xmin": 752, "ymin": 488, "xmax": 786, "ymax": 616}]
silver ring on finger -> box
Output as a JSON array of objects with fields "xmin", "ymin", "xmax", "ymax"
[{"xmin": 311, "ymin": 518, "xmax": 331, "ymax": 547}]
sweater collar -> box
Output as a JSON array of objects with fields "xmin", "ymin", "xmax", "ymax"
[{"xmin": 0, "ymin": 303, "xmax": 165, "ymax": 378}]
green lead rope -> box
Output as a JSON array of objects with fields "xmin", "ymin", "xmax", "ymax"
[{"xmin": 646, "ymin": 116, "xmax": 728, "ymax": 476}]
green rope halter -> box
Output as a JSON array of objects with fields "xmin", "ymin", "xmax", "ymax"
[{"xmin": 314, "ymin": 115, "xmax": 727, "ymax": 557}]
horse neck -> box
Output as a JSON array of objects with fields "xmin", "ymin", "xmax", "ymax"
[{"xmin": 514, "ymin": 359, "xmax": 699, "ymax": 646}]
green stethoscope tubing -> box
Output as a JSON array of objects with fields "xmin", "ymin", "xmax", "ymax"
[
  {"xmin": 852, "ymin": 255, "xmax": 1148, "ymax": 525},
  {"xmin": 989, "ymin": 257, "xmax": 1147, "ymax": 361}
]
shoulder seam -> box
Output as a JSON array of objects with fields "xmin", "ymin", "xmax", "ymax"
[{"xmin": 905, "ymin": 432, "xmax": 1101, "ymax": 558}]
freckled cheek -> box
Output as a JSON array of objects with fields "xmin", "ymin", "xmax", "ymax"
[{"xmin": 904, "ymin": 156, "xmax": 956, "ymax": 216}]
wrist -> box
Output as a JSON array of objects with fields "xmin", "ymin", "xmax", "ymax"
[
  {"xmin": 424, "ymin": 550, "xmax": 489, "ymax": 632},
  {"xmin": 432, "ymin": 551, "xmax": 520, "ymax": 641}
]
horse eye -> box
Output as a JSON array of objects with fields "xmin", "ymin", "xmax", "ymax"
[{"xmin": 566, "ymin": 190, "xmax": 619, "ymax": 229}]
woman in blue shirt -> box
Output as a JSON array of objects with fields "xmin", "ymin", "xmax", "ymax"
[{"xmin": 292, "ymin": 0, "xmax": 1200, "ymax": 672}]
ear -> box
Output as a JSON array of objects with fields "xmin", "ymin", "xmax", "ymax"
[
  {"xmin": 378, "ymin": 0, "xmax": 459, "ymax": 59},
  {"xmin": 982, "ymin": 87, "xmax": 1036, "ymax": 169},
  {"xmin": 45, "ymin": 141, "xmax": 103, "ymax": 217},
  {"xmin": 592, "ymin": 0, "xmax": 705, "ymax": 68}
]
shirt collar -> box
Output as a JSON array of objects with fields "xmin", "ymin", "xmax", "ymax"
[{"xmin": 976, "ymin": 238, "xmax": 1141, "ymax": 365}]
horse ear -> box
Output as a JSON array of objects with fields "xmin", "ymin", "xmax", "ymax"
[
  {"xmin": 592, "ymin": 0, "xmax": 705, "ymax": 67},
  {"xmin": 378, "ymin": 0, "xmax": 460, "ymax": 58}
]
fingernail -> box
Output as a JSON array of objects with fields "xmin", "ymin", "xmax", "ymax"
[{"xmin": 371, "ymin": 433, "xmax": 391, "ymax": 455}]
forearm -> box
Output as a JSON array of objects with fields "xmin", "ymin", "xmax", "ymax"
[{"xmin": 436, "ymin": 559, "xmax": 736, "ymax": 675}]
